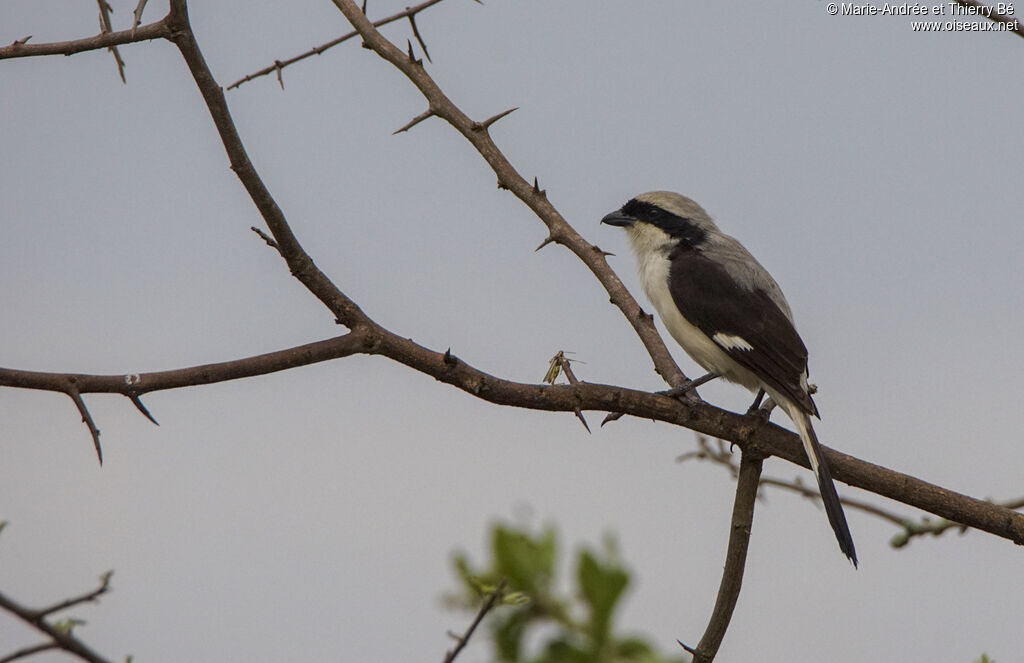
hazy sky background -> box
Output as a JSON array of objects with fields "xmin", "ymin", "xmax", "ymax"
[{"xmin": 2, "ymin": 1, "xmax": 1023, "ymax": 661}]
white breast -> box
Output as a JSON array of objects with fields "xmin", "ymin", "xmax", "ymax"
[{"xmin": 627, "ymin": 224, "xmax": 761, "ymax": 392}]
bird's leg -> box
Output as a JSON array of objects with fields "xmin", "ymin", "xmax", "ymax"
[
  {"xmin": 745, "ymin": 388, "xmax": 775, "ymax": 422},
  {"xmin": 658, "ymin": 372, "xmax": 719, "ymax": 400},
  {"xmin": 745, "ymin": 389, "xmax": 765, "ymax": 414}
]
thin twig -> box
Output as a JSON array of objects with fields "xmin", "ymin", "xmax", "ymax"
[
  {"xmin": 408, "ymin": 13, "xmax": 431, "ymax": 62},
  {"xmin": 890, "ymin": 496, "xmax": 1024, "ymax": 548},
  {"xmin": 250, "ymin": 225, "xmax": 281, "ymax": 252},
  {"xmin": 687, "ymin": 450, "xmax": 763, "ymax": 663},
  {"xmin": 0, "ymin": 642, "xmax": 59, "ymax": 663},
  {"xmin": 131, "ymin": 0, "xmax": 149, "ymax": 35},
  {"xmin": 679, "ymin": 436, "xmax": 910, "ymax": 527},
  {"xmin": 443, "ymin": 579, "xmax": 507, "ymax": 663},
  {"xmin": 226, "ymin": 0, "xmax": 452, "ymax": 90},
  {"xmin": 38, "ymin": 573, "xmax": 111, "ymax": 618},
  {"xmin": 678, "ymin": 436, "xmax": 1024, "ymax": 547},
  {"xmin": 95, "ymin": 0, "xmax": 126, "ymax": 83}
]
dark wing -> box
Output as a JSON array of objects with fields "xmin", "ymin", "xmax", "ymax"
[{"xmin": 668, "ymin": 245, "xmax": 817, "ymax": 415}]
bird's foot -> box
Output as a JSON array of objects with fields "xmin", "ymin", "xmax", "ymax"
[
  {"xmin": 658, "ymin": 372, "xmax": 719, "ymax": 403},
  {"xmin": 744, "ymin": 389, "xmax": 775, "ymax": 422}
]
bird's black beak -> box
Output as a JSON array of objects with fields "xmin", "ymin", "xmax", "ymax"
[{"xmin": 601, "ymin": 209, "xmax": 635, "ymax": 227}]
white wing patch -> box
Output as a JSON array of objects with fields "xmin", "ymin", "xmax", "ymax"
[{"xmin": 712, "ymin": 332, "xmax": 753, "ymax": 351}]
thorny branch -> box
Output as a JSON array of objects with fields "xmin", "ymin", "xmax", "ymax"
[
  {"xmin": 442, "ymin": 579, "xmax": 508, "ymax": 663},
  {"xmin": 0, "ymin": 573, "xmax": 115, "ymax": 663},
  {"xmin": 328, "ymin": 0, "xmax": 691, "ymax": 391},
  {"xmin": 225, "ymin": 0, "xmax": 453, "ymax": 90},
  {"xmin": 0, "ymin": 0, "xmax": 1021, "ymax": 552},
  {"xmin": 679, "ymin": 436, "xmax": 1024, "ymax": 548},
  {"xmin": 0, "ymin": 18, "xmax": 169, "ymax": 58},
  {"xmin": 3, "ymin": 2, "xmax": 1024, "ymax": 659},
  {"xmin": 94, "ymin": 0, "xmax": 126, "ymax": 82}
]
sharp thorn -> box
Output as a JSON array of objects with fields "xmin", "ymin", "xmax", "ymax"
[
  {"xmin": 677, "ymin": 640, "xmax": 697, "ymax": 655},
  {"xmin": 574, "ymin": 409, "xmax": 591, "ymax": 434},
  {"xmin": 479, "ymin": 106, "xmax": 518, "ymax": 130},
  {"xmin": 600, "ymin": 412, "xmax": 624, "ymax": 427},
  {"xmin": 393, "ymin": 109, "xmax": 434, "ymax": 135},
  {"xmin": 129, "ymin": 393, "xmax": 159, "ymax": 426},
  {"xmin": 535, "ymin": 236, "xmax": 555, "ymax": 251}
]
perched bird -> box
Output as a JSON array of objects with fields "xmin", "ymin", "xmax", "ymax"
[{"xmin": 602, "ymin": 191, "xmax": 857, "ymax": 566}]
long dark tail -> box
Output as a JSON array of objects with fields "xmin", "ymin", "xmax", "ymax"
[{"xmin": 788, "ymin": 406, "xmax": 858, "ymax": 567}]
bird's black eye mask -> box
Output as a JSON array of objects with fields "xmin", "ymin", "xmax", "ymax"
[{"xmin": 621, "ymin": 199, "xmax": 706, "ymax": 246}]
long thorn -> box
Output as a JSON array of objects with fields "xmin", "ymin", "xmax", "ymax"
[
  {"xmin": 128, "ymin": 393, "xmax": 159, "ymax": 426},
  {"xmin": 393, "ymin": 109, "xmax": 434, "ymax": 134},
  {"xmin": 67, "ymin": 388, "xmax": 102, "ymax": 465},
  {"xmin": 478, "ymin": 106, "xmax": 518, "ymax": 130},
  {"xmin": 407, "ymin": 14, "xmax": 431, "ymax": 62}
]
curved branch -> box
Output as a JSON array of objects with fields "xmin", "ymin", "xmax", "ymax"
[{"xmin": 683, "ymin": 450, "xmax": 763, "ymax": 663}]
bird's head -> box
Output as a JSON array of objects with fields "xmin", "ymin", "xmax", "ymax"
[{"xmin": 601, "ymin": 191, "xmax": 719, "ymax": 253}]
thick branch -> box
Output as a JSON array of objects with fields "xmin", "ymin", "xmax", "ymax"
[
  {"xmin": 355, "ymin": 327, "xmax": 1024, "ymax": 547},
  {"xmin": 328, "ymin": 0, "xmax": 688, "ymax": 389},
  {"xmin": 0, "ymin": 18, "xmax": 169, "ymax": 59},
  {"xmin": 686, "ymin": 450, "xmax": 763, "ymax": 663}
]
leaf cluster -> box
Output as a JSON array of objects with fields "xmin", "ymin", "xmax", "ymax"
[{"xmin": 449, "ymin": 522, "xmax": 688, "ymax": 663}]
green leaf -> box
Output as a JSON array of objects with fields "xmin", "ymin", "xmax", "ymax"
[
  {"xmin": 535, "ymin": 637, "xmax": 591, "ymax": 663},
  {"xmin": 577, "ymin": 548, "xmax": 629, "ymax": 647},
  {"xmin": 493, "ymin": 524, "xmax": 556, "ymax": 593}
]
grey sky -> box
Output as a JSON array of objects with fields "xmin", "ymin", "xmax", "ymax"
[{"xmin": 2, "ymin": 1, "xmax": 1023, "ymax": 661}]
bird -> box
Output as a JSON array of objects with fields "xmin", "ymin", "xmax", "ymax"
[{"xmin": 601, "ymin": 191, "xmax": 857, "ymax": 566}]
